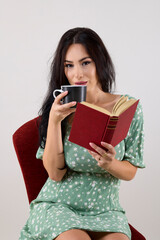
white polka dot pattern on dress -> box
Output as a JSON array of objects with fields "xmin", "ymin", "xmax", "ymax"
[{"xmin": 19, "ymin": 95, "xmax": 145, "ymax": 240}]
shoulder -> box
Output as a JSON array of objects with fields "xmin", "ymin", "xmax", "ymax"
[
  {"xmin": 111, "ymin": 93, "xmax": 136, "ymax": 101},
  {"xmin": 121, "ymin": 94, "xmax": 136, "ymax": 100}
]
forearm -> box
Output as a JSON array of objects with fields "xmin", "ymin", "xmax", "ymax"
[
  {"xmin": 105, "ymin": 159, "xmax": 137, "ymax": 181},
  {"xmin": 42, "ymin": 91, "xmax": 77, "ymax": 181},
  {"xmin": 43, "ymin": 119, "xmax": 67, "ymax": 181},
  {"xmin": 88, "ymin": 142, "xmax": 137, "ymax": 181}
]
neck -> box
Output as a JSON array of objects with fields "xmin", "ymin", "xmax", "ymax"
[{"xmin": 86, "ymin": 87, "xmax": 109, "ymax": 105}]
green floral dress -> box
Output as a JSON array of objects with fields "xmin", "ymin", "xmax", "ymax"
[{"xmin": 19, "ymin": 95, "xmax": 145, "ymax": 240}]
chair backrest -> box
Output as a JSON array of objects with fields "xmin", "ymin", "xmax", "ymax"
[
  {"xmin": 13, "ymin": 117, "xmax": 146, "ymax": 240},
  {"xmin": 13, "ymin": 117, "xmax": 48, "ymax": 203}
]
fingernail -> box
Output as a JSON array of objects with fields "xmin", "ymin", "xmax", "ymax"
[{"xmin": 72, "ymin": 101, "xmax": 77, "ymax": 104}]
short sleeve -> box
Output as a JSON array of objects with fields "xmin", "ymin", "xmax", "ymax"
[
  {"xmin": 36, "ymin": 146, "xmax": 44, "ymax": 160},
  {"xmin": 123, "ymin": 100, "xmax": 145, "ymax": 168}
]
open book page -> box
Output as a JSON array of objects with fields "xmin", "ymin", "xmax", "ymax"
[
  {"xmin": 112, "ymin": 96, "xmax": 128, "ymax": 114},
  {"xmin": 81, "ymin": 96, "xmax": 137, "ymax": 117},
  {"xmin": 81, "ymin": 101, "xmax": 112, "ymax": 115},
  {"xmin": 114, "ymin": 98, "xmax": 137, "ymax": 116}
]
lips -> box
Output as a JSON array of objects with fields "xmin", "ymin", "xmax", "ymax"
[{"xmin": 75, "ymin": 81, "xmax": 88, "ymax": 85}]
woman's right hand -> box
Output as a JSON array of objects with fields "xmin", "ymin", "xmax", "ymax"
[{"xmin": 49, "ymin": 91, "xmax": 77, "ymax": 124}]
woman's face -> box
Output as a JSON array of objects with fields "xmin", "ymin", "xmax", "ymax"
[{"xmin": 64, "ymin": 44, "xmax": 99, "ymax": 89}]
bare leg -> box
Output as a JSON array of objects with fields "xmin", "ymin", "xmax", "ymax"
[
  {"xmin": 54, "ymin": 229, "xmax": 92, "ymax": 240},
  {"xmin": 87, "ymin": 231, "xmax": 129, "ymax": 240}
]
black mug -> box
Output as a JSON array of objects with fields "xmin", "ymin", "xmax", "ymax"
[{"xmin": 53, "ymin": 85, "xmax": 87, "ymax": 107}]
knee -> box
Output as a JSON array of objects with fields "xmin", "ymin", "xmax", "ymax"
[{"xmin": 54, "ymin": 229, "xmax": 91, "ymax": 240}]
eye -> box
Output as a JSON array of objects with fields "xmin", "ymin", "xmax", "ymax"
[
  {"xmin": 64, "ymin": 64, "xmax": 74, "ymax": 68},
  {"xmin": 82, "ymin": 61, "xmax": 91, "ymax": 66}
]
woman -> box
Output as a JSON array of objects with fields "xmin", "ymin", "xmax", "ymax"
[{"xmin": 19, "ymin": 27, "xmax": 145, "ymax": 240}]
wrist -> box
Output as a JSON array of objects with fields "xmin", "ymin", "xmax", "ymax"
[
  {"xmin": 48, "ymin": 115, "xmax": 61, "ymax": 127},
  {"xmin": 104, "ymin": 157, "xmax": 118, "ymax": 172}
]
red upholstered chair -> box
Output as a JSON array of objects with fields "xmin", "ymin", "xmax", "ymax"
[{"xmin": 13, "ymin": 117, "xmax": 146, "ymax": 240}]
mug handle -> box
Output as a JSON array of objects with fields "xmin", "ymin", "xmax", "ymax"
[{"xmin": 53, "ymin": 89, "xmax": 63, "ymax": 98}]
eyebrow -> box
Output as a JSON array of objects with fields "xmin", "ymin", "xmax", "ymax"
[{"xmin": 64, "ymin": 57, "xmax": 91, "ymax": 63}]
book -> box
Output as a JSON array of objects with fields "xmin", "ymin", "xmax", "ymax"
[{"xmin": 68, "ymin": 95, "xmax": 139, "ymax": 151}]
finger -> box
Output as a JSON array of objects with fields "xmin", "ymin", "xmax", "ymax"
[
  {"xmin": 88, "ymin": 149, "xmax": 97, "ymax": 158},
  {"xmin": 88, "ymin": 150, "xmax": 101, "ymax": 162},
  {"xmin": 89, "ymin": 142, "xmax": 107, "ymax": 156},
  {"xmin": 101, "ymin": 142, "xmax": 116, "ymax": 154},
  {"xmin": 54, "ymin": 91, "xmax": 68, "ymax": 104},
  {"xmin": 65, "ymin": 108, "xmax": 76, "ymax": 116},
  {"xmin": 61, "ymin": 101, "xmax": 77, "ymax": 110},
  {"xmin": 60, "ymin": 107, "xmax": 76, "ymax": 118}
]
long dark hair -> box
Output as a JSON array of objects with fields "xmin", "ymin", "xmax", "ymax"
[{"xmin": 38, "ymin": 27, "xmax": 116, "ymax": 147}]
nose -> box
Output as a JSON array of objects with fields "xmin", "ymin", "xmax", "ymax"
[{"xmin": 74, "ymin": 65, "xmax": 83, "ymax": 79}]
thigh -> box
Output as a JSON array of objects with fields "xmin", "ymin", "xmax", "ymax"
[
  {"xmin": 54, "ymin": 229, "xmax": 92, "ymax": 240},
  {"xmin": 87, "ymin": 231, "xmax": 129, "ymax": 240}
]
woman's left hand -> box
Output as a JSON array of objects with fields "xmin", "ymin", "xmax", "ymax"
[{"xmin": 88, "ymin": 142, "xmax": 116, "ymax": 170}]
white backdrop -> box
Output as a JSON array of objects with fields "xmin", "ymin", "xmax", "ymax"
[{"xmin": 1, "ymin": 0, "xmax": 160, "ymax": 239}]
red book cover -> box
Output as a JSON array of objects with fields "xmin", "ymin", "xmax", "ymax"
[
  {"xmin": 102, "ymin": 100, "xmax": 139, "ymax": 146},
  {"xmin": 69, "ymin": 100, "xmax": 139, "ymax": 151}
]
